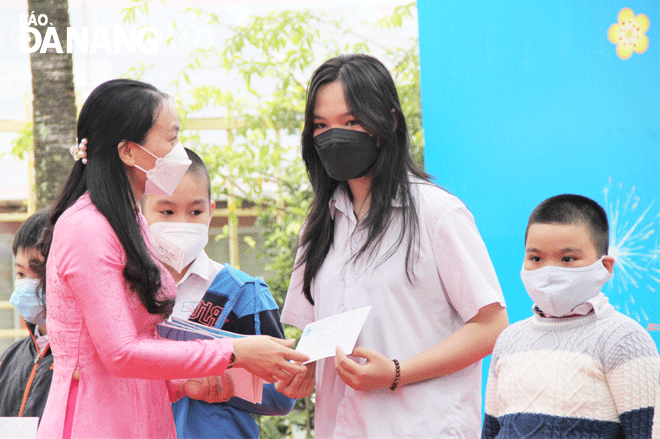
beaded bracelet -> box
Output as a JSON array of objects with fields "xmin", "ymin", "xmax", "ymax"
[{"xmin": 390, "ymin": 359, "xmax": 400, "ymax": 391}]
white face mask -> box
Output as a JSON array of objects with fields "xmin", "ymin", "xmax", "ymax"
[
  {"xmin": 149, "ymin": 222, "xmax": 209, "ymax": 273},
  {"xmin": 134, "ymin": 142, "xmax": 192, "ymax": 196},
  {"xmin": 10, "ymin": 278, "xmax": 46, "ymax": 326},
  {"xmin": 520, "ymin": 257, "xmax": 612, "ymax": 317}
]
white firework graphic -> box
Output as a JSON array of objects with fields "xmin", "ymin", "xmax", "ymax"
[{"xmin": 603, "ymin": 178, "xmax": 660, "ymax": 324}]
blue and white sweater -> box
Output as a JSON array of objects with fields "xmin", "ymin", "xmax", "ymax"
[{"xmin": 483, "ymin": 303, "xmax": 659, "ymax": 439}]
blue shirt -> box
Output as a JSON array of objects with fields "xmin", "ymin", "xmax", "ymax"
[{"xmin": 172, "ymin": 254, "xmax": 294, "ymax": 439}]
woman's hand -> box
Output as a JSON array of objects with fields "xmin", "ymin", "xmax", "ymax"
[
  {"xmin": 179, "ymin": 374, "xmax": 234, "ymax": 403},
  {"xmin": 335, "ymin": 346, "xmax": 396, "ymax": 392},
  {"xmin": 275, "ymin": 361, "xmax": 315, "ymax": 398},
  {"xmin": 232, "ymin": 336, "xmax": 309, "ymax": 383}
]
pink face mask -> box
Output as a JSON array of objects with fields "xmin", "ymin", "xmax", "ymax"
[{"xmin": 134, "ymin": 142, "xmax": 192, "ymax": 196}]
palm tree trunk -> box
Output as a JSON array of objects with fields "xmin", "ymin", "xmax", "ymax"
[{"xmin": 28, "ymin": 0, "xmax": 76, "ymax": 209}]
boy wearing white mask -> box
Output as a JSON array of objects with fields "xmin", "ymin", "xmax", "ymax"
[
  {"xmin": 141, "ymin": 148, "xmax": 295, "ymax": 439},
  {"xmin": 0, "ymin": 209, "xmax": 53, "ymax": 418},
  {"xmin": 482, "ymin": 194, "xmax": 659, "ymax": 438}
]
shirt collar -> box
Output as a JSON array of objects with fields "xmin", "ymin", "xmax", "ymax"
[
  {"xmin": 572, "ymin": 292, "xmax": 609, "ymax": 317},
  {"xmin": 27, "ymin": 323, "xmax": 49, "ymax": 355},
  {"xmin": 532, "ymin": 292, "xmax": 609, "ymax": 318},
  {"xmin": 329, "ymin": 185, "xmax": 353, "ymax": 221},
  {"xmin": 176, "ymin": 250, "xmax": 212, "ymax": 286},
  {"xmin": 329, "ymin": 184, "xmax": 404, "ymax": 221}
]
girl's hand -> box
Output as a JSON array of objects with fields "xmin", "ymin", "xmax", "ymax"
[
  {"xmin": 180, "ymin": 373, "xmax": 234, "ymax": 403},
  {"xmin": 335, "ymin": 346, "xmax": 397, "ymax": 392},
  {"xmin": 275, "ymin": 361, "xmax": 315, "ymax": 398},
  {"xmin": 232, "ymin": 336, "xmax": 309, "ymax": 383}
]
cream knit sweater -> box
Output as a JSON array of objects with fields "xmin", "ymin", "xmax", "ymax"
[{"xmin": 483, "ymin": 303, "xmax": 659, "ymax": 438}]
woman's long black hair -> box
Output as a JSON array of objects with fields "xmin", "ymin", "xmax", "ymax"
[
  {"xmin": 298, "ymin": 54, "xmax": 430, "ymax": 305},
  {"xmin": 38, "ymin": 78, "xmax": 174, "ymax": 318}
]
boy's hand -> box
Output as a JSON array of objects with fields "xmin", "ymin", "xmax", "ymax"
[{"xmin": 180, "ymin": 374, "xmax": 234, "ymax": 403}]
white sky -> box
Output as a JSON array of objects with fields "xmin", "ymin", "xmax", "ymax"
[{"xmin": 0, "ymin": 0, "xmax": 418, "ymax": 201}]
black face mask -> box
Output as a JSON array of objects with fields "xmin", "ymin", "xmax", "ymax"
[{"xmin": 313, "ymin": 128, "xmax": 379, "ymax": 181}]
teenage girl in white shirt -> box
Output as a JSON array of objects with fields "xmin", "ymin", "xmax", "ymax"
[{"xmin": 278, "ymin": 54, "xmax": 509, "ymax": 439}]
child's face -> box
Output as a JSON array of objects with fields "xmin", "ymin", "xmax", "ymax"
[
  {"xmin": 524, "ymin": 222, "xmax": 614, "ymax": 274},
  {"xmin": 142, "ymin": 173, "xmax": 215, "ymax": 227},
  {"xmin": 14, "ymin": 247, "xmax": 42, "ymax": 280}
]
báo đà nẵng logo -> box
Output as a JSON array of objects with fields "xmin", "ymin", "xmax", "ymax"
[{"xmin": 17, "ymin": 12, "xmax": 159, "ymax": 54}]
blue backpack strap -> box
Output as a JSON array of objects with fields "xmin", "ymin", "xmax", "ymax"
[
  {"xmin": 202, "ymin": 265, "xmax": 281, "ymax": 335},
  {"xmin": 253, "ymin": 277, "xmax": 262, "ymax": 334},
  {"xmin": 207, "ymin": 264, "xmax": 248, "ymax": 329}
]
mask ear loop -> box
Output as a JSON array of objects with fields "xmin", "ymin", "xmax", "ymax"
[
  {"xmin": 130, "ymin": 142, "xmax": 160, "ymax": 175},
  {"xmin": 133, "ymin": 142, "xmax": 159, "ymax": 159},
  {"xmin": 133, "ymin": 163, "xmax": 150, "ymax": 175}
]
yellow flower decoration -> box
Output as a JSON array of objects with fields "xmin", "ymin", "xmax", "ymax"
[{"xmin": 608, "ymin": 7, "xmax": 650, "ymax": 60}]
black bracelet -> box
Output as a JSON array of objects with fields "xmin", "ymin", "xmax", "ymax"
[
  {"xmin": 227, "ymin": 347, "xmax": 236, "ymax": 369},
  {"xmin": 390, "ymin": 359, "xmax": 400, "ymax": 391}
]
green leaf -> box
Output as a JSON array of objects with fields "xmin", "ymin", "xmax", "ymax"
[
  {"xmin": 6, "ymin": 122, "xmax": 33, "ymax": 160},
  {"xmin": 243, "ymin": 236, "xmax": 257, "ymax": 248}
]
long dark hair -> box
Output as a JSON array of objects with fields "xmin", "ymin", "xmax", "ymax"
[
  {"xmin": 38, "ymin": 79, "xmax": 174, "ymax": 318},
  {"xmin": 298, "ymin": 54, "xmax": 430, "ymax": 305}
]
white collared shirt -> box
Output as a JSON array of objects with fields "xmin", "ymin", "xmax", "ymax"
[
  {"xmin": 532, "ymin": 292, "xmax": 610, "ymax": 318},
  {"xmin": 577, "ymin": 292, "xmax": 609, "ymax": 316},
  {"xmin": 171, "ymin": 251, "xmax": 223, "ymax": 320},
  {"xmin": 282, "ymin": 180, "xmax": 505, "ymax": 439},
  {"xmin": 34, "ymin": 327, "xmax": 49, "ymax": 356}
]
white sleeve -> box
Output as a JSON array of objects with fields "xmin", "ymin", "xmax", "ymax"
[
  {"xmin": 281, "ymin": 246, "xmax": 315, "ymax": 330},
  {"xmin": 432, "ymin": 203, "xmax": 505, "ymax": 322}
]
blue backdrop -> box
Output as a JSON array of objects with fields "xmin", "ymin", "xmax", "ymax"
[{"xmin": 417, "ymin": 0, "xmax": 660, "ymax": 405}]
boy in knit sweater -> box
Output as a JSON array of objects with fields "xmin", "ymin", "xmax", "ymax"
[{"xmin": 482, "ymin": 194, "xmax": 659, "ymax": 438}]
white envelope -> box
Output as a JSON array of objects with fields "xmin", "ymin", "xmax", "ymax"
[{"xmin": 295, "ymin": 306, "xmax": 372, "ymax": 363}]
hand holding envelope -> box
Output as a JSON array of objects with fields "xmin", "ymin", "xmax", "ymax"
[
  {"xmin": 158, "ymin": 318, "xmax": 307, "ymax": 403},
  {"xmin": 294, "ymin": 306, "xmax": 372, "ymax": 363},
  {"xmin": 276, "ymin": 306, "xmax": 373, "ymax": 398},
  {"xmin": 275, "ymin": 361, "xmax": 316, "ymax": 399}
]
